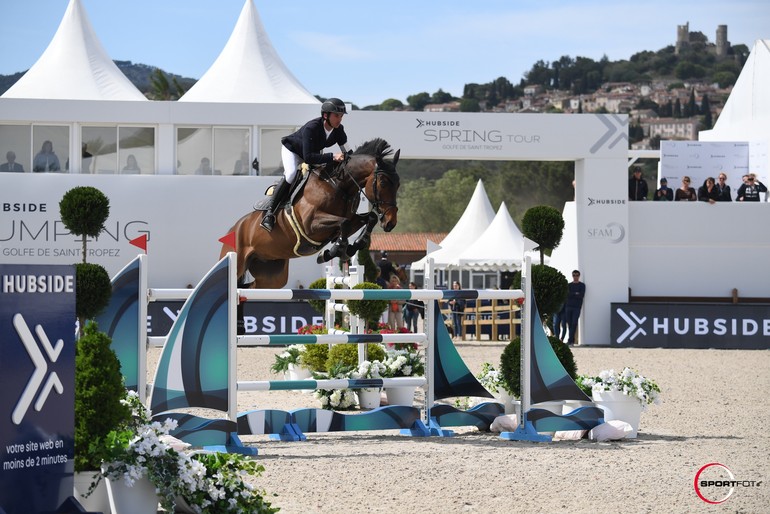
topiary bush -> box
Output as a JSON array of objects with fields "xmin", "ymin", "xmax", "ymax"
[
  {"xmin": 499, "ymin": 335, "xmax": 577, "ymax": 398},
  {"xmin": 74, "ymin": 321, "xmax": 132, "ymax": 472},
  {"xmin": 346, "ymin": 282, "xmax": 389, "ymax": 327},
  {"xmin": 326, "ymin": 343, "xmax": 386, "ymax": 371},
  {"xmin": 75, "ymin": 262, "xmax": 112, "ymax": 321},
  {"xmin": 59, "ymin": 186, "xmax": 110, "ymax": 264},
  {"xmin": 513, "ymin": 264, "xmax": 568, "ymax": 326},
  {"xmin": 521, "ymin": 205, "xmax": 564, "ymax": 265}
]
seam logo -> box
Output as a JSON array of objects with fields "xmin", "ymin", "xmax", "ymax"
[
  {"xmin": 616, "ymin": 308, "xmax": 647, "ymax": 343},
  {"xmin": 12, "ymin": 313, "xmax": 64, "ymax": 425}
]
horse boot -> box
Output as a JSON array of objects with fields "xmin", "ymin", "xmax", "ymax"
[{"xmin": 260, "ymin": 177, "xmax": 291, "ymax": 232}]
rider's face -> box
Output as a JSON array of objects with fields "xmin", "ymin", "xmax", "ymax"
[{"xmin": 326, "ymin": 112, "xmax": 344, "ymax": 128}]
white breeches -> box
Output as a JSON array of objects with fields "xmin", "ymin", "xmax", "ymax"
[{"xmin": 281, "ymin": 146, "xmax": 302, "ymax": 183}]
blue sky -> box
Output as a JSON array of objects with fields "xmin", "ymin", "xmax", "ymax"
[{"xmin": 1, "ymin": 0, "xmax": 767, "ymax": 106}]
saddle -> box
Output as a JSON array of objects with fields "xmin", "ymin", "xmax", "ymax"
[{"xmin": 254, "ymin": 164, "xmax": 315, "ymax": 212}]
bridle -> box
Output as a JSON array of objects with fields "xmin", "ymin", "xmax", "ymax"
[{"xmin": 334, "ymin": 161, "xmax": 398, "ymax": 222}]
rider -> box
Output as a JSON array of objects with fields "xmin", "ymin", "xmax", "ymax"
[{"xmin": 260, "ymin": 97, "xmax": 349, "ymax": 232}]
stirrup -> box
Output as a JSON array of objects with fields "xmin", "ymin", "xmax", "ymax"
[{"xmin": 260, "ymin": 213, "xmax": 275, "ymax": 232}]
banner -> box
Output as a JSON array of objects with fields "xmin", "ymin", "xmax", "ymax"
[
  {"xmin": 611, "ymin": 302, "xmax": 770, "ymax": 349},
  {"xmin": 0, "ymin": 264, "xmax": 76, "ymax": 514}
]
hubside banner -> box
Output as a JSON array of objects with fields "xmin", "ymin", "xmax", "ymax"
[
  {"xmin": 611, "ymin": 302, "xmax": 770, "ymax": 349},
  {"xmin": 0, "ymin": 264, "xmax": 76, "ymax": 514}
]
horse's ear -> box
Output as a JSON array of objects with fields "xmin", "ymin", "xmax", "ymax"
[{"xmin": 393, "ymin": 149, "xmax": 400, "ymax": 167}]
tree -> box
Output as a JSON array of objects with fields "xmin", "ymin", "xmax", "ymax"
[
  {"xmin": 701, "ymin": 94, "xmax": 712, "ymax": 129},
  {"xmin": 459, "ymin": 98, "xmax": 480, "ymax": 112},
  {"xmin": 406, "ymin": 92, "xmax": 430, "ymax": 111},
  {"xmin": 520, "ymin": 205, "xmax": 564, "ymax": 265},
  {"xmin": 380, "ymin": 98, "xmax": 404, "ymax": 111},
  {"xmin": 673, "ymin": 98, "xmax": 682, "ymax": 118},
  {"xmin": 430, "ymin": 88, "xmax": 453, "ymax": 104}
]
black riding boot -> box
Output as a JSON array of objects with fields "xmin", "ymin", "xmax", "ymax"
[{"xmin": 260, "ymin": 177, "xmax": 291, "ymax": 232}]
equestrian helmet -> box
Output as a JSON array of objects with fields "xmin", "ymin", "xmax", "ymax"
[{"xmin": 321, "ymin": 98, "xmax": 347, "ymax": 115}]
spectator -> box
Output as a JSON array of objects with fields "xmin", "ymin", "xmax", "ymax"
[
  {"xmin": 674, "ymin": 176, "xmax": 697, "ymax": 201},
  {"xmin": 386, "ymin": 274, "xmax": 404, "ymax": 331},
  {"xmin": 377, "ymin": 251, "xmax": 395, "ymax": 283},
  {"xmin": 447, "ymin": 281, "xmax": 466, "ymax": 338},
  {"xmin": 552, "ymin": 303, "xmax": 567, "ymax": 341},
  {"xmin": 715, "ymin": 173, "xmax": 732, "ymax": 202},
  {"xmin": 565, "ymin": 270, "xmax": 586, "ymax": 346},
  {"xmin": 698, "ymin": 177, "xmax": 719, "ymax": 204},
  {"xmin": 653, "ymin": 177, "xmax": 673, "ymax": 201},
  {"xmin": 628, "ymin": 166, "xmax": 648, "ymax": 201},
  {"xmin": 122, "ymin": 154, "xmax": 141, "ymax": 174},
  {"xmin": 32, "ymin": 140, "xmax": 61, "ymax": 172},
  {"xmin": 736, "ymin": 173, "xmax": 767, "ymax": 202},
  {"xmin": 403, "ymin": 282, "xmax": 424, "ymax": 333},
  {"xmin": 0, "ymin": 151, "xmax": 24, "ymax": 172}
]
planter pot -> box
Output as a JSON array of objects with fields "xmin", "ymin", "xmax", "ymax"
[
  {"xmin": 105, "ymin": 474, "xmax": 159, "ymax": 514},
  {"xmin": 357, "ymin": 388, "xmax": 382, "ymax": 410},
  {"xmin": 561, "ymin": 400, "xmax": 595, "ymax": 415},
  {"xmin": 385, "ymin": 386, "xmax": 416, "ymax": 406},
  {"xmin": 174, "ymin": 496, "xmax": 196, "ymax": 513},
  {"xmin": 592, "ymin": 389, "xmax": 643, "ymax": 438},
  {"xmin": 496, "ymin": 388, "xmax": 519, "ymax": 416},
  {"xmin": 288, "ymin": 364, "xmax": 311, "ymax": 381},
  {"xmin": 74, "ymin": 471, "xmax": 111, "ymax": 514}
]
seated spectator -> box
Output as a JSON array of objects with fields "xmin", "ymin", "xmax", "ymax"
[
  {"xmin": 674, "ymin": 176, "xmax": 697, "ymax": 201},
  {"xmin": 122, "ymin": 154, "xmax": 141, "ymax": 174},
  {"xmin": 698, "ymin": 177, "xmax": 719, "ymax": 204},
  {"xmin": 195, "ymin": 157, "xmax": 213, "ymax": 175},
  {"xmin": 32, "ymin": 140, "xmax": 61, "ymax": 172},
  {"xmin": 736, "ymin": 173, "xmax": 768, "ymax": 202},
  {"xmin": 0, "ymin": 150, "xmax": 24, "ymax": 172},
  {"xmin": 715, "ymin": 173, "xmax": 732, "ymax": 202},
  {"xmin": 653, "ymin": 177, "xmax": 673, "ymax": 201}
]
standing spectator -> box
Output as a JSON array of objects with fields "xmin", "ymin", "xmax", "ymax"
[
  {"xmin": 0, "ymin": 151, "xmax": 24, "ymax": 172},
  {"xmin": 698, "ymin": 177, "xmax": 719, "ymax": 204},
  {"xmin": 564, "ymin": 270, "xmax": 585, "ymax": 346},
  {"xmin": 386, "ymin": 274, "xmax": 404, "ymax": 330},
  {"xmin": 653, "ymin": 177, "xmax": 673, "ymax": 201},
  {"xmin": 628, "ymin": 166, "xmax": 648, "ymax": 201},
  {"xmin": 403, "ymin": 282, "xmax": 424, "ymax": 333},
  {"xmin": 447, "ymin": 281, "xmax": 466, "ymax": 338},
  {"xmin": 674, "ymin": 176, "xmax": 697, "ymax": 201},
  {"xmin": 552, "ymin": 303, "xmax": 567, "ymax": 341},
  {"xmin": 736, "ymin": 173, "xmax": 767, "ymax": 202},
  {"xmin": 715, "ymin": 173, "xmax": 732, "ymax": 202}
]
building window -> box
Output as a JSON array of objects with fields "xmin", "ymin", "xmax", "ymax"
[
  {"xmin": 259, "ymin": 127, "xmax": 296, "ymax": 176},
  {"xmin": 0, "ymin": 124, "xmax": 31, "ymax": 173},
  {"xmin": 177, "ymin": 126, "xmax": 250, "ymax": 175},
  {"xmin": 81, "ymin": 125, "xmax": 156, "ymax": 174},
  {"xmin": 32, "ymin": 125, "xmax": 69, "ymax": 173}
]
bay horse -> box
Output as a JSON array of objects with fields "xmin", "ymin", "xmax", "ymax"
[{"xmin": 221, "ymin": 138, "xmax": 401, "ymax": 289}]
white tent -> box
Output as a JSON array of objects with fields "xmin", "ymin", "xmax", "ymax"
[
  {"xmin": 179, "ymin": 0, "xmax": 319, "ymax": 104},
  {"xmin": 1, "ymin": 0, "xmax": 146, "ymax": 101},
  {"xmin": 700, "ymin": 39, "xmax": 770, "ymax": 143},
  {"xmin": 452, "ymin": 202, "xmax": 525, "ymax": 270},
  {"xmin": 410, "ymin": 180, "xmax": 495, "ymax": 271}
]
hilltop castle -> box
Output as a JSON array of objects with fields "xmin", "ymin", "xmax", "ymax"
[{"xmin": 675, "ymin": 22, "xmax": 730, "ymax": 58}]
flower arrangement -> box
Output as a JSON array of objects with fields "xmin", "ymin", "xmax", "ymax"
[
  {"xmin": 576, "ymin": 367, "xmax": 661, "ymax": 409},
  {"xmin": 476, "ymin": 362, "xmax": 512, "ymax": 395},
  {"xmin": 98, "ymin": 391, "xmax": 277, "ymax": 513},
  {"xmin": 382, "ymin": 349, "xmax": 425, "ymax": 378},
  {"xmin": 297, "ymin": 324, "xmax": 329, "ymax": 335},
  {"xmin": 270, "ymin": 344, "xmax": 306, "ymax": 374},
  {"xmin": 313, "ymin": 362, "xmax": 357, "ymax": 410},
  {"xmin": 349, "ymin": 360, "xmax": 387, "ymax": 380}
]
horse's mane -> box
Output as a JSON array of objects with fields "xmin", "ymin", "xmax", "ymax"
[{"xmin": 352, "ymin": 138, "xmax": 397, "ymax": 174}]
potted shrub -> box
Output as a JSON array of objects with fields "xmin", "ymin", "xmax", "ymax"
[
  {"xmin": 270, "ymin": 344, "xmax": 310, "ymax": 379},
  {"xmin": 60, "ymin": 186, "xmax": 131, "ymax": 511},
  {"xmin": 499, "ymin": 335, "xmax": 578, "ymax": 399},
  {"xmin": 346, "ymin": 282, "xmax": 389, "ymax": 330}
]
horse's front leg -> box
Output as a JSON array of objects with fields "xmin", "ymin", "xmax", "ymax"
[
  {"xmin": 345, "ymin": 212, "xmax": 378, "ymax": 257},
  {"xmin": 317, "ymin": 220, "xmax": 352, "ymax": 263}
]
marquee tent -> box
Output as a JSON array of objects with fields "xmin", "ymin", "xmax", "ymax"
[
  {"xmin": 700, "ymin": 39, "xmax": 770, "ymax": 143},
  {"xmin": 451, "ymin": 202, "xmax": 526, "ymax": 270},
  {"xmin": 179, "ymin": 0, "xmax": 319, "ymax": 104},
  {"xmin": 1, "ymin": 0, "xmax": 146, "ymax": 101},
  {"xmin": 410, "ymin": 180, "xmax": 495, "ymax": 271}
]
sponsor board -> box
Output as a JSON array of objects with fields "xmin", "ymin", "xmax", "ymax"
[
  {"xmin": 149, "ymin": 300, "xmax": 325, "ymax": 336},
  {"xmin": 1, "ymin": 264, "xmax": 76, "ymax": 513},
  {"xmin": 611, "ymin": 303, "xmax": 770, "ymax": 349}
]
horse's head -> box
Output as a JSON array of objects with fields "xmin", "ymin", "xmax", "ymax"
[{"xmin": 367, "ymin": 148, "xmax": 400, "ymax": 232}]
